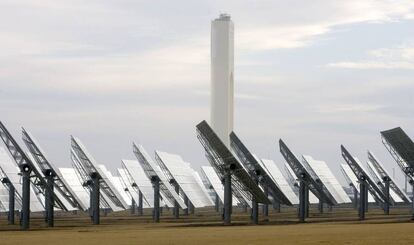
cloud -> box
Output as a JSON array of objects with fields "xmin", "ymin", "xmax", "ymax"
[
  {"xmin": 1, "ymin": 1, "xmax": 414, "ymax": 184},
  {"xmin": 327, "ymin": 42, "xmax": 414, "ymax": 69},
  {"xmin": 236, "ymin": 0, "xmax": 414, "ymax": 51}
]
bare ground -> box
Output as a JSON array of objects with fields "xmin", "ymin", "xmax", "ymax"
[{"xmin": 0, "ymin": 207, "xmax": 413, "ymax": 245}]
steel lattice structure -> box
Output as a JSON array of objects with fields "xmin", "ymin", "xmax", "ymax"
[
  {"xmin": 132, "ymin": 143, "xmax": 186, "ymax": 209},
  {"xmin": 22, "ymin": 128, "xmax": 86, "ymax": 211},
  {"xmin": 0, "ymin": 121, "xmax": 66, "ymax": 210},
  {"xmin": 381, "ymin": 127, "xmax": 414, "ymax": 177},
  {"xmin": 70, "ymin": 148, "xmax": 111, "ymax": 209},
  {"xmin": 71, "ymin": 136, "xmax": 128, "ymax": 209},
  {"xmin": 341, "ymin": 145, "xmax": 388, "ymax": 205},
  {"xmin": 230, "ymin": 132, "xmax": 292, "ymax": 205},
  {"xmin": 279, "ymin": 139, "xmax": 336, "ymax": 206},
  {"xmin": 367, "ymin": 151, "xmax": 410, "ymax": 204},
  {"xmin": 196, "ymin": 121, "xmax": 270, "ymax": 204}
]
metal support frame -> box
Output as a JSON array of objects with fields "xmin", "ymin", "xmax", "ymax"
[
  {"xmin": 262, "ymin": 185, "xmax": 269, "ymax": 217},
  {"xmin": 318, "ymin": 180, "xmax": 324, "ymax": 214},
  {"xmin": 152, "ymin": 176, "xmax": 160, "ymax": 223},
  {"xmin": 305, "ymin": 185, "xmax": 309, "ymax": 218},
  {"xmin": 341, "ymin": 146, "xmax": 387, "ymax": 209},
  {"xmin": 131, "ymin": 198, "xmax": 136, "ymax": 215},
  {"xmin": 173, "ymin": 181, "xmax": 180, "ymax": 219},
  {"xmin": 383, "ymin": 176, "xmax": 390, "ymax": 215},
  {"xmin": 359, "ymin": 176, "xmax": 367, "ymax": 221},
  {"xmin": 215, "ymin": 193, "xmax": 220, "ymax": 212},
  {"xmin": 223, "ymin": 172, "xmax": 232, "ymax": 225},
  {"xmin": 196, "ymin": 121, "xmax": 270, "ymax": 225},
  {"xmin": 368, "ymin": 152, "xmax": 410, "ymax": 204},
  {"xmin": 189, "ymin": 201, "xmax": 195, "ymax": 215},
  {"xmin": 21, "ymin": 164, "xmax": 31, "ymax": 230},
  {"xmin": 352, "ymin": 184, "xmax": 358, "ymax": 210},
  {"xmin": 318, "ymin": 199, "xmax": 323, "ymax": 214},
  {"xmin": 9, "ymin": 184, "xmax": 15, "ymax": 225},
  {"xmin": 91, "ymin": 172, "xmax": 100, "ymax": 225},
  {"xmin": 183, "ymin": 194, "xmax": 189, "ymax": 215},
  {"xmin": 251, "ymin": 196, "xmax": 259, "ymax": 224},
  {"xmin": 364, "ymin": 186, "xmax": 369, "ymax": 212},
  {"xmin": 273, "ymin": 201, "xmax": 280, "ymax": 213},
  {"xmin": 299, "ymin": 177, "xmax": 308, "ymax": 223},
  {"xmin": 2, "ymin": 178, "xmax": 15, "ymax": 225},
  {"xmin": 44, "ymin": 170, "xmax": 55, "ymax": 227},
  {"xmin": 22, "ymin": 129, "xmax": 82, "ymax": 211},
  {"xmin": 410, "ymin": 180, "xmax": 414, "ymax": 221},
  {"xmin": 138, "ymin": 190, "xmax": 143, "ymax": 216},
  {"xmin": 280, "ymin": 139, "xmax": 335, "ymax": 217}
]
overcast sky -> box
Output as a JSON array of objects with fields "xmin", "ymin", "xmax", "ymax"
[{"xmin": 1, "ymin": 0, "xmax": 413, "ymax": 187}]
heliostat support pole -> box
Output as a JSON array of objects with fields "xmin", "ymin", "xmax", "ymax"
[
  {"xmin": 318, "ymin": 199, "xmax": 323, "ymax": 214},
  {"xmin": 263, "ymin": 185, "xmax": 269, "ymax": 217},
  {"xmin": 183, "ymin": 194, "xmax": 189, "ymax": 215},
  {"xmin": 152, "ymin": 176, "xmax": 160, "ymax": 223},
  {"xmin": 223, "ymin": 172, "xmax": 232, "ymax": 225},
  {"xmin": 352, "ymin": 184, "xmax": 358, "ymax": 210},
  {"xmin": 138, "ymin": 190, "xmax": 143, "ymax": 216},
  {"xmin": 215, "ymin": 193, "xmax": 220, "ymax": 212},
  {"xmin": 383, "ymin": 177, "xmax": 390, "ymax": 215},
  {"xmin": 305, "ymin": 185, "xmax": 309, "ymax": 218},
  {"xmin": 359, "ymin": 177, "xmax": 366, "ymax": 221},
  {"xmin": 44, "ymin": 170, "xmax": 55, "ymax": 227},
  {"xmin": 21, "ymin": 164, "xmax": 31, "ymax": 230},
  {"xmin": 299, "ymin": 178, "xmax": 306, "ymax": 222},
  {"xmin": 317, "ymin": 181, "xmax": 323, "ymax": 214},
  {"xmin": 3, "ymin": 179, "xmax": 15, "ymax": 225},
  {"xmin": 173, "ymin": 181, "xmax": 179, "ymax": 219},
  {"xmin": 410, "ymin": 179, "xmax": 414, "ymax": 221},
  {"xmin": 91, "ymin": 172, "xmax": 100, "ymax": 225},
  {"xmin": 251, "ymin": 196, "xmax": 259, "ymax": 225},
  {"xmin": 273, "ymin": 201, "xmax": 280, "ymax": 213},
  {"xmin": 131, "ymin": 197, "xmax": 136, "ymax": 215},
  {"xmin": 364, "ymin": 186, "xmax": 369, "ymax": 212},
  {"xmin": 189, "ymin": 201, "xmax": 195, "ymax": 215}
]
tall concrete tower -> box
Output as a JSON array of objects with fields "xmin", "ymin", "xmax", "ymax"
[{"xmin": 210, "ymin": 14, "xmax": 234, "ymax": 147}]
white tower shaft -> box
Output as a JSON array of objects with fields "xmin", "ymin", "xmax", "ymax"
[{"xmin": 210, "ymin": 14, "xmax": 234, "ymax": 147}]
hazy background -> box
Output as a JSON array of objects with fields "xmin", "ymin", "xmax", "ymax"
[{"xmin": 1, "ymin": 0, "xmax": 413, "ymax": 187}]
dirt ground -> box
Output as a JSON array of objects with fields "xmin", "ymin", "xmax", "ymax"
[{"xmin": 0, "ymin": 207, "xmax": 413, "ymax": 245}]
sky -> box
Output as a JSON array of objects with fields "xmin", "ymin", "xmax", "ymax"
[{"xmin": 0, "ymin": 0, "xmax": 414, "ymax": 188}]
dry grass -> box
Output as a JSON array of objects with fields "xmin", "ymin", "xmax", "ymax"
[{"xmin": 0, "ymin": 206, "xmax": 413, "ymax": 245}]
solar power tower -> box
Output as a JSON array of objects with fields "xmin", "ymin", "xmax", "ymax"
[
  {"xmin": 229, "ymin": 133, "xmax": 292, "ymax": 223},
  {"xmin": 367, "ymin": 151, "xmax": 410, "ymax": 204},
  {"xmin": 155, "ymin": 151, "xmax": 213, "ymax": 218},
  {"xmin": 341, "ymin": 145, "xmax": 388, "ymax": 220},
  {"xmin": 121, "ymin": 159, "xmax": 155, "ymax": 215},
  {"xmin": 302, "ymin": 155, "xmax": 351, "ymax": 212},
  {"xmin": 381, "ymin": 127, "xmax": 414, "ymax": 219},
  {"xmin": 196, "ymin": 120, "xmax": 270, "ymax": 225},
  {"xmin": 279, "ymin": 140, "xmax": 335, "ymax": 222},
  {"xmin": 22, "ymin": 128, "xmax": 87, "ymax": 225},
  {"xmin": 132, "ymin": 143, "xmax": 187, "ymax": 222},
  {"xmin": 0, "ymin": 121, "xmax": 61, "ymax": 230},
  {"xmin": 71, "ymin": 136, "xmax": 128, "ymax": 224}
]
